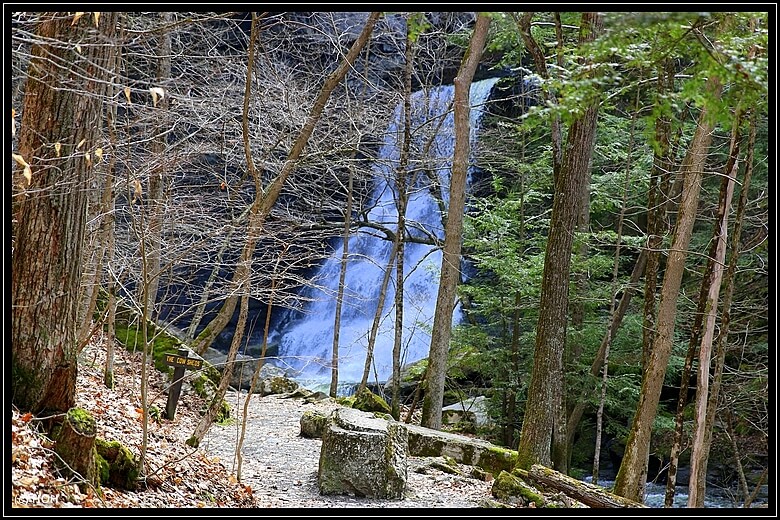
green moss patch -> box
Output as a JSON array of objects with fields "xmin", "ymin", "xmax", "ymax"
[{"xmin": 95, "ymin": 438, "xmax": 140, "ymax": 490}]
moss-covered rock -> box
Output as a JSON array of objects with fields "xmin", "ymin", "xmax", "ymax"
[
  {"xmin": 477, "ymin": 445, "xmax": 517, "ymax": 475},
  {"xmin": 113, "ymin": 323, "xmax": 181, "ymax": 375},
  {"xmin": 428, "ymin": 456, "xmax": 464, "ymax": 476},
  {"xmin": 300, "ymin": 410, "xmax": 330, "ymax": 439},
  {"xmin": 215, "ymin": 399, "xmax": 232, "ymax": 425},
  {"xmin": 260, "ymin": 376, "xmax": 300, "ymax": 396},
  {"xmin": 318, "ymin": 408, "xmax": 407, "ymax": 499},
  {"xmin": 95, "ymin": 438, "xmax": 140, "ymax": 490},
  {"xmin": 352, "ymin": 388, "xmax": 392, "ymax": 414},
  {"xmin": 492, "ymin": 470, "xmax": 545, "ymax": 507}
]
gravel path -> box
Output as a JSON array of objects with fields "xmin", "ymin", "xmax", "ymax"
[{"xmin": 200, "ymin": 391, "xmax": 495, "ymax": 508}]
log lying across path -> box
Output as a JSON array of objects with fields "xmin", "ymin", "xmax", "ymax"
[{"xmin": 525, "ymin": 464, "xmax": 647, "ymax": 508}]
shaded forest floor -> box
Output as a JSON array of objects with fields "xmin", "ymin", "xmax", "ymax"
[{"xmin": 11, "ymin": 335, "xmax": 258, "ymax": 508}]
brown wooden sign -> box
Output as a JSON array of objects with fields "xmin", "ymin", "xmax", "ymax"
[
  {"xmin": 164, "ymin": 353, "xmax": 203, "ymax": 370},
  {"xmin": 163, "ymin": 348, "xmax": 203, "ymax": 420}
]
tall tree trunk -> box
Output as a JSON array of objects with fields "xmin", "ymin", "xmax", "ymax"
[
  {"xmin": 391, "ymin": 17, "xmax": 415, "ymax": 419},
  {"xmin": 662, "ymin": 105, "xmax": 744, "ymax": 502},
  {"xmin": 104, "ymin": 43, "xmax": 122, "ymax": 389},
  {"xmin": 613, "ymin": 77, "xmax": 722, "ymax": 502},
  {"xmin": 141, "ymin": 11, "xmax": 173, "ymax": 313},
  {"xmin": 700, "ymin": 109, "xmax": 757, "ymax": 507},
  {"xmin": 330, "ymin": 164, "xmax": 354, "ymax": 397},
  {"xmin": 642, "ymin": 59, "xmax": 676, "ymax": 374},
  {"xmin": 687, "ymin": 108, "xmax": 742, "ymax": 508},
  {"xmin": 188, "ymin": 11, "xmax": 262, "ymax": 444},
  {"xmin": 12, "ymin": 12, "xmax": 119, "ymax": 414},
  {"xmin": 421, "ymin": 13, "xmax": 490, "ymax": 430},
  {"xmin": 191, "ymin": 12, "xmax": 380, "ymax": 356},
  {"xmin": 516, "ymin": 12, "xmax": 603, "ymax": 473},
  {"xmin": 663, "ymin": 230, "xmax": 716, "ymax": 505}
]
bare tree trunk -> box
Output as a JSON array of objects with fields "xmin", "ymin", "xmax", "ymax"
[
  {"xmin": 517, "ymin": 12, "xmax": 603, "ymax": 473},
  {"xmin": 642, "ymin": 59, "xmax": 675, "ymax": 373},
  {"xmin": 701, "ymin": 109, "xmax": 757, "ymax": 508},
  {"xmin": 104, "ymin": 44, "xmax": 121, "ymax": 389},
  {"xmin": 236, "ymin": 245, "xmax": 287, "ymax": 481},
  {"xmin": 330, "ymin": 164, "xmax": 354, "ymax": 397},
  {"xmin": 613, "ymin": 77, "xmax": 722, "ymax": 502},
  {"xmin": 141, "ymin": 11, "xmax": 172, "ymax": 314},
  {"xmin": 390, "ymin": 16, "xmax": 415, "ymax": 419},
  {"xmin": 358, "ymin": 243, "xmax": 398, "ymax": 393},
  {"xmin": 566, "ymin": 248, "xmax": 647, "ymax": 448},
  {"xmin": 189, "ymin": 286, "xmax": 250, "ymax": 447},
  {"xmin": 12, "ymin": 12, "xmax": 119, "ymax": 414},
  {"xmin": 185, "ymin": 230, "xmax": 234, "ymax": 342},
  {"xmin": 663, "ymin": 106, "xmax": 744, "ymax": 503},
  {"xmin": 687, "ymin": 109, "xmax": 741, "ymax": 508},
  {"xmin": 421, "ymin": 13, "xmax": 490, "ymax": 430},
  {"xmin": 191, "ymin": 12, "xmax": 380, "ymax": 356}
]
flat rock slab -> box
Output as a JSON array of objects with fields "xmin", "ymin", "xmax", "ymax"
[{"xmin": 405, "ymin": 423, "xmax": 516, "ymax": 474}]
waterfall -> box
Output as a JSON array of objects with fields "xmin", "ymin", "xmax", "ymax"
[{"xmin": 272, "ymin": 77, "xmax": 500, "ymax": 387}]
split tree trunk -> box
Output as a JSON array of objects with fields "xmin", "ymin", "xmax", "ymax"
[{"xmin": 613, "ymin": 77, "xmax": 723, "ymax": 502}]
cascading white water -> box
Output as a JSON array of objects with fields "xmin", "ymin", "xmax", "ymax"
[{"xmin": 272, "ymin": 77, "xmax": 499, "ymax": 388}]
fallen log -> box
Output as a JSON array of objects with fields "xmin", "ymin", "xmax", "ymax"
[{"xmin": 527, "ymin": 464, "xmax": 647, "ymax": 508}]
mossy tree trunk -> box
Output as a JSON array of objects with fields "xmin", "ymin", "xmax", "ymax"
[{"xmin": 55, "ymin": 408, "xmax": 98, "ymax": 488}]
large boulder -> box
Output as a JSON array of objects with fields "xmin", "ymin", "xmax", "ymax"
[{"xmin": 318, "ymin": 407, "xmax": 407, "ymax": 499}]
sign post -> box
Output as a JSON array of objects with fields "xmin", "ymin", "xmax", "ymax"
[{"xmin": 163, "ymin": 348, "xmax": 203, "ymax": 420}]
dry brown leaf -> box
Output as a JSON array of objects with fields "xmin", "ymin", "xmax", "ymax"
[
  {"xmin": 93, "ymin": 12, "xmax": 100, "ymax": 27},
  {"xmin": 72, "ymin": 12, "xmax": 85, "ymax": 25}
]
